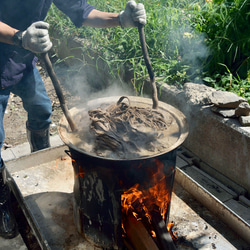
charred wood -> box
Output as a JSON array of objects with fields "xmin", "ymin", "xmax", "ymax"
[
  {"xmin": 151, "ymin": 209, "xmax": 176, "ymax": 250},
  {"xmin": 123, "ymin": 212, "xmax": 159, "ymax": 250}
]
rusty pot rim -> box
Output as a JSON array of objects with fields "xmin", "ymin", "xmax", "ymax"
[{"xmin": 58, "ymin": 96, "xmax": 189, "ymax": 161}]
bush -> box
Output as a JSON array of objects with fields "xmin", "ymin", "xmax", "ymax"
[{"xmin": 199, "ymin": 0, "xmax": 250, "ymax": 78}]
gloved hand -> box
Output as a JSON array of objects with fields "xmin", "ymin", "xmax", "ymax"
[
  {"xmin": 119, "ymin": 1, "xmax": 146, "ymax": 28},
  {"xmin": 22, "ymin": 21, "xmax": 52, "ymax": 53}
]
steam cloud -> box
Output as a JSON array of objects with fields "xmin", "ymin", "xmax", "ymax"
[
  {"xmin": 55, "ymin": 61, "xmax": 134, "ymax": 108},
  {"xmin": 166, "ymin": 25, "xmax": 209, "ymax": 83}
]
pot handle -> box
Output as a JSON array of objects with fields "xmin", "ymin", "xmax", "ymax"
[
  {"xmin": 138, "ymin": 23, "xmax": 158, "ymax": 109},
  {"xmin": 64, "ymin": 150, "xmax": 72, "ymax": 158}
]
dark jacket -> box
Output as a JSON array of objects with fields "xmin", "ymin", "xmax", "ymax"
[{"xmin": 0, "ymin": 0, "xmax": 95, "ymax": 89}]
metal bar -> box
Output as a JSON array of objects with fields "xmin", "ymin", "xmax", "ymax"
[{"xmin": 6, "ymin": 169, "xmax": 51, "ymax": 250}]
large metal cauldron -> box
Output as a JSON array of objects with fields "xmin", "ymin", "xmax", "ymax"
[{"xmin": 58, "ymin": 96, "xmax": 188, "ymax": 249}]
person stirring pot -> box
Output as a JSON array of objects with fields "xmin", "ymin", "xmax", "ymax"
[{"xmin": 0, "ymin": 0, "xmax": 146, "ymax": 239}]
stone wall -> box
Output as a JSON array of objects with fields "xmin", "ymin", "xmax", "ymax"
[{"xmin": 158, "ymin": 82, "xmax": 250, "ymax": 194}]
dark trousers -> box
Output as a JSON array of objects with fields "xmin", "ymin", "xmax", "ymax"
[{"xmin": 0, "ymin": 67, "xmax": 52, "ymax": 168}]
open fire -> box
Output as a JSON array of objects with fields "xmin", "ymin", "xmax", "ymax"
[
  {"xmin": 121, "ymin": 158, "xmax": 173, "ymax": 222},
  {"xmin": 120, "ymin": 158, "xmax": 178, "ymax": 249}
]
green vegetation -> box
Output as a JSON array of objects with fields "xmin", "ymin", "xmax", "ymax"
[{"xmin": 46, "ymin": 0, "xmax": 250, "ymax": 102}]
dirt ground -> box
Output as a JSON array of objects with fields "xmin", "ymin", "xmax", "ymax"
[{"xmin": 2, "ymin": 60, "xmax": 65, "ymax": 149}]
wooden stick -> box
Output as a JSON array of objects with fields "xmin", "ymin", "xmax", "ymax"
[
  {"xmin": 138, "ymin": 24, "xmax": 159, "ymax": 109},
  {"xmin": 41, "ymin": 53, "xmax": 77, "ymax": 132},
  {"xmin": 151, "ymin": 209, "xmax": 177, "ymax": 250},
  {"xmin": 123, "ymin": 213, "xmax": 159, "ymax": 250}
]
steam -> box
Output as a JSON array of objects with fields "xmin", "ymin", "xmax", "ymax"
[
  {"xmin": 166, "ymin": 25, "xmax": 209, "ymax": 83},
  {"xmin": 55, "ymin": 61, "xmax": 134, "ymax": 108}
]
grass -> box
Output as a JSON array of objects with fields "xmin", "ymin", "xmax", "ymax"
[{"xmin": 45, "ymin": 0, "xmax": 250, "ymax": 102}]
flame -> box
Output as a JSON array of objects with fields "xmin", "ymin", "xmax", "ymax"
[
  {"xmin": 78, "ymin": 165, "xmax": 85, "ymax": 178},
  {"xmin": 72, "ymin": 159, "xmax": 85, "ymax": 178},
  {"xmin": 121, "ymin": 159, "xmax": 173, "ymax": 222},
  {"xmin": 151, "ymin": 230, "xmax": 156, "ymax": 238},
  {"xmin": 167, "ymin": 221, "xmax": 178, "ymax": 241},
  {"xmin": 121, "ymin": 158, "xmax": 179, "ymax": 243}
]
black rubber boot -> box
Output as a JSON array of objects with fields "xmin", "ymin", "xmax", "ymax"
[
  {"xmin": 26, "ymin": 125, "xmax": 51, "ymax": 152},
  {"xmin": 0, "ymin": 162, "xmax": 18, "ymax": 239}
]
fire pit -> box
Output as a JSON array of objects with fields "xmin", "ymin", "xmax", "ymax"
[{"xmin": 58, "ymin": 96, "xmax": 188, "ymax": 249}]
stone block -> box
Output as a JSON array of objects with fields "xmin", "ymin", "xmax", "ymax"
[
  {"xmin": 239, "ymin": 116, "xmax": 250, "ymax": 126},
  {"xmin": 210, "ymin": 91, "xmax": 246, "ymax": 108},
  {"xmin": 235, "ymin": 102, "xmax": 250, "ymax": 117},
  {"xmin": 159, "ymin": 82, "xmax": 250, "ymax": 194}
]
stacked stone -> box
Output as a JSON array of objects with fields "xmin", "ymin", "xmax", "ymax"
[{"xmin": 210, "ymin": 91, "xmax": 250, "ymax": 126}]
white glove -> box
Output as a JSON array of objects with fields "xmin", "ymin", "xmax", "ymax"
[
  {"xmin": 22, "ymin": 21, "xmax": 52, "ymax": 53},
  {"xmin": 119, "ymin": 1, "xmax": 146, "ymax": 28}
]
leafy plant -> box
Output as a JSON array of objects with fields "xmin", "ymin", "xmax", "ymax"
[
  {"xmin": 204, "ymin": 63, "xmax": 250, "ymax": 101},
  {"xmin": 45, "ymin": 0, "xmax": 250, "ymax": 102},
  {"xmin": 198, "ymin": 0, "xmax": 250, "ymax": 79}
]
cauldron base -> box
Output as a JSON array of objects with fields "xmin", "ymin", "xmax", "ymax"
[{"xmin": 70, "ymin": 146, "xmax": 178, "ymax": 249}]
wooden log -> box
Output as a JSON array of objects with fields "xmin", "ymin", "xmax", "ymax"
[
  {"xmin": 123, "ymin": 213, "xmax": 159, "ymax": 250},
  {"xmin": 151, "ymin": 209, "xmax": 177, "ymax": 250}
]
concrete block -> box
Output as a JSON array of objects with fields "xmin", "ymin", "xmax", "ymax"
[
  {"xmin": 50, "ymin": 135, "xmax": 64, "ymax": 147},
  {"xmin": 177, "ymin": 147, "xmax": 200, "ymax": 166},
  {"xmin": 3, "ymin": 135, "xmax": 64, "ymax": 162},
  {"xmin": 224, "ymin": 199, "xmax": 250, "ymax": 224},
  {"xmin": 176, "ymin": 155, "xmax": 188, "ymax": 168},
  {"xmin": 2, "ymin": 148, "xmax": 16, "ymax": 161},
  {"xmin": 182, "ymin": 165, "xmax": 235, "ymax": 202},
  {"xmin": 175, "ymin": 167, "xmax": 250, "ymax": 245},
  {"xmin": 159, "ymin": 83, "xmax": 250, "ymax": 194},
  {"xmin": 10, "ymin": 142, "xmax": 30, "ymax": 158},
  {"xmin": 191, "ymin": 166, "xmax": 238, "ymax": 198},
  {"xmin": 6, "ymin": 145, "xmax": 68, "ymax": 173},
  {"xmin": 0, "ymin": 234, "xmax": 27, "ymax": 250},
  {"xmin": 199, "ymin": 161, "xmax": 247, "ymax": 196},
  {"xmin": 239, "ymin": 195, "xmax": 250, "ymax": 207}
]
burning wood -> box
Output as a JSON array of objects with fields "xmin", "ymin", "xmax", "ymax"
[
  {"xmin": 122, "ymin": 206, "xmax": 177, "ymax": 250},
  {"xmin": 151, "ymin": 209, "xmax": 177, "ymax": 250},
  {"xmin": 88, "ymin": 96, "xmax": 173, "ymax": 158},
  {"xmin": 120, "ymin": 157, "xmax": 173, "ymax": 221},
  {"xmin": 121, "ymin": 159, "xmax": 177, "ymax": 249},
  {"xmin": 123, "ymin": 212, "xmax": 159, "ymax": 250}
]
